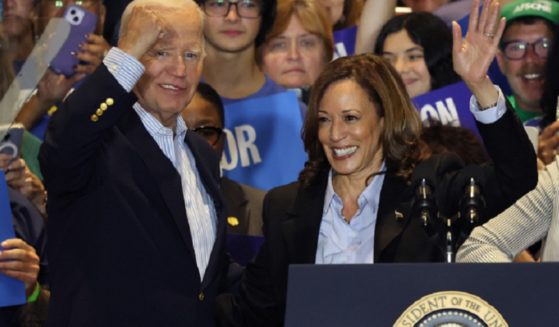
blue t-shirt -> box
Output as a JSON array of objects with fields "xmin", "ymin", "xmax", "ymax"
[
  {"xmin": 221, "ymin": 75, "xmax": 286, "ymax": 105},
  {"xmin": 221, "ymin": 76, "xmax": 307, "ymax": 119}
]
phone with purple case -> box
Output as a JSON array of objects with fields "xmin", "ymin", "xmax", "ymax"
[
  {"xmin": 50, "ymin": 5, "xmax": 97, "ymax": 77},
  {"xmin": 0, "ymin": 124, "xmax": 24, "ymax": 157}
]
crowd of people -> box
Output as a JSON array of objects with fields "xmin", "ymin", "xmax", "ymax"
[{"xmin": 0, "ymin": 0, "xmax": 557, "ymax": 325}]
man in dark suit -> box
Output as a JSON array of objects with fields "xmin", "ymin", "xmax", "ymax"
[{"xmin": 39, "ymin": 1, "xmax": 228, "ymax": 326}]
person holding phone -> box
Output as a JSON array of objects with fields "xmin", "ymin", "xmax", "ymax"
[
  {"xmin": 14, "ymin": 0, "xmax": 111, "ymax": 140},
  {"xmin": 40, "ymin": 1, "xmax": 228, "ymax": 326}
]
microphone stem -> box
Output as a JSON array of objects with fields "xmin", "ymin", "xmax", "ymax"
[{"xmin": 445, "ymin": 218, "xmax": 455, "ymax": 263}]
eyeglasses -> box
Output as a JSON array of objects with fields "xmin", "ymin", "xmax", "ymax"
[
  {"xmin": 203, "ymin": 0, "xmax": 261, "ymax": 19},
  {"xmin": 191, "ymin": 126, "xmax": 223, "ymax": 146},
  {"xmin": 500, "ymin": 38, "xmax": 551, "ymax": 60}
]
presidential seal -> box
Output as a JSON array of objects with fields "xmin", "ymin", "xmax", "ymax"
[{"xmin": 394, "ymin": 291, "xmax": 508, "ymax": 327}]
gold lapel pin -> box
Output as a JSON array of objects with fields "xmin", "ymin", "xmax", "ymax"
[{"xmin": 227, "ymin": 216, "xmax": 239, "ymax": 227}]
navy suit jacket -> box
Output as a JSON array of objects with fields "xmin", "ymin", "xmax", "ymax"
[{"xmin": 40, "ymin": 65, "xmax": 228, "ymax": 326}]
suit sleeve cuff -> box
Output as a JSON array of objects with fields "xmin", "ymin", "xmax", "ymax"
[
  {"xmin": 102, "ymin": 47, "xmax": 144, "ymax": 93},
  {"xmin": 469, "ymin": 85, "xmax": 506, "ymax": 124}
]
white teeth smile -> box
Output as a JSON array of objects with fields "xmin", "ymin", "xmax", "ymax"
[
  {"xmin": 161, "ymin": 84, "xmax": 180, "ymax": 90},
  {"xmin": 523, "ymin": 74, "xmax": 541, "ymax": 80},
  {"xmin": 333, "ymin": 146, "xmax": 357, "ymax": 157}
]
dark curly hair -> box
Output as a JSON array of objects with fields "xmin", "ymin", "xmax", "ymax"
[
  {"xmin": 194, "ymin": 0, "xmax": 277, "ymax": 47},
  {"xmin": 299, "ymin": 54, "xmax": 426, "ymax": 187},
  {"xmin": 374, "ymin": 12, "xmax": 460, "ymax": 92}
]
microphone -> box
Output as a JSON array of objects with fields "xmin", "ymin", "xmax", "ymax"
[
  {"xmin": 460, "ymin": 177, "xmax": 486, "ymax": 225},
  {"xmin": 416, "ymin": 178, "xmax": 435, "ymax": 227}
]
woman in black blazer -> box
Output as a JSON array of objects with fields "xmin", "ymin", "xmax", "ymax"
[{"xmin": 217, "ymin": 1, "xmax": 537, "ymax": 325}]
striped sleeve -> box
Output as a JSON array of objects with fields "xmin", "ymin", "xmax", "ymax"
[{"xmin": 102, "ymin": 47, "xmax": 145, "ymax": 92}]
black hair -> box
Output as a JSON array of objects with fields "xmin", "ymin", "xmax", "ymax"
[
  {"xmin": 374, "ymin": 12, "xmax": 460, "ymax": 91},
  {"xmin": 502, "ymin": 16, "xmax": 556, "ymax": 43},
  {"xmin": 194, "ymin": 0, "xmax": 277, "ymax": 47},
  {"xmin": 196, "ymin": 82, "xmax": 225, "ymax": 126},
  {"xmin": 421, "ymin": 123, "xmax": 489, "ymax": 165},
  {"xmin": 540, "ymin": 23, "xmax": 559, "ymax": 128}
]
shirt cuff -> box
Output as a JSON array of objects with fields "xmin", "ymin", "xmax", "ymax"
[
  {"xmin": 102, "ymin": 47, "xmax": 144, "ymax": 93},
  {"xmin": 469, "ymin": 85, "xmax": 506, "ymax": 124}
]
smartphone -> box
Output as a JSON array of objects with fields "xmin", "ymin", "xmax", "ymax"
[
  {"xmin": 49, "ymin": 5, "xmax": 98, "ymax": 77},
  {"xmin": 0, "ymin": 124, "xmax": 24, "ymax": 157}
]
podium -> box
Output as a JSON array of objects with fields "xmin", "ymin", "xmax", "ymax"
[{"xmin": 285, "ymin": 263, "xmax": 559, "ymax": 326}]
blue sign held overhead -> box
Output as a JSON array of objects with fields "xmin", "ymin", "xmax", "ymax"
[
  {"xmin": 333, "ymin": 26, "xmax": 357, "ymax": 59},
  {"xmin": 222, "ymin": 91, "xmax": 307, "ymax": 191},
  {"xmin": 0, "ymin": 171, "xmax": 26, "ymax": 307},
  {"xmin": 412, "ymin": 81, "xmax": 479, "ymax": 137}
]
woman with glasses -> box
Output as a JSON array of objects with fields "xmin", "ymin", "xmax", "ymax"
[{"xmin": 216, "ymin": 2, "xmax": 537, "ymax": 325}]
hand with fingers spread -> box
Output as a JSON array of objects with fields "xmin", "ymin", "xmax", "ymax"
[
  {"xmin": 75, "ymin": 34, "xmax": 111, "ymax": 75},
  {"xmin": 452, "ymin": 0, "xmax": 506, "ymax": 107},
  {"xmin": 538, "ymin": 121, "xmax": 559, "ymax": 165},
  {"xmin": 0, "ymin": 238, "xmax": 40, "ymax": 295},
  {"xmin": 118, "ymin": 5, "xmax": 171, "ymax": 60}
]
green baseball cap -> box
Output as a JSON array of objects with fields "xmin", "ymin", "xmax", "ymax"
[{"xmin": 501, "ymin": 0, "xmax": 559, "ymax": 25}]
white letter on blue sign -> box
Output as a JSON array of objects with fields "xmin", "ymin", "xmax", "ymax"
[
  {"xmin": 334, "ymin": 42, "xmax": 347, "ymax": 59},
  {"xmin": 420, "ymin": 104, "xmax": 439, "ymax": 122},
  {"xmin": 436, "ymin": 98, "xmax": 459, "ymax": 126},
  {"xmin": 221, "ymin": 129, "xmax": 238, "ymax": 170},
  {"xmin": 235, "ymin": 125, "xmax": 262, "ymax": 167}
]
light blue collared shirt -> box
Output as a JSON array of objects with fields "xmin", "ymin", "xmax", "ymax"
[
  {"xmin": 315, "ymin": 163, "xmax": 386, "ymax": 264},
  {"xmin": 103, "ymin": 47, "xmax": 217, "ymax": 280}
]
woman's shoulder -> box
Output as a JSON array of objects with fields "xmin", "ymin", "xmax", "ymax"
[{"xmin": 265, "ymin": 181, "xmax": 301, "ymax": 205}]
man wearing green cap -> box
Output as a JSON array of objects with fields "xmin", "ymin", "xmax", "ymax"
[{"xmin": 496, "ymin": 0, "xmax": 559, "ymax": 125}]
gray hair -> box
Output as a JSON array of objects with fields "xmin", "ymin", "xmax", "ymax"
[{"xmin": 119, "ymin": 0, "xmax": 205, "ymax": 40}]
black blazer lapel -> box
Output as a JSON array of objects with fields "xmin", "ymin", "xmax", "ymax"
[
  {"xmin": 119, "ymin": 112, "xmax": 197, "ymax": 261},
  {"xmin": 185, "ymin": 131, "xmax": 226, "ymax": 286},
  {"xmin": 374, "ymin": 173, "xmax": 413, "ymax": 261},
  {"xmin": 283, "ymin": 174, "xmax": 328, "ymax": 264}
]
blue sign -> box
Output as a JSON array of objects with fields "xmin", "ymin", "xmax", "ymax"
[
  {"xmin": 333, "ymin": 26, "xmax": 357, "ymax": 59},
  {"xmin": 412, "ymin": 81, "xmax": 479, "ymax": 136},
  {"xmin": 222, "ymin": 91, "xmax": 307, "ymax": 190},
  {"xmin": 0, "ymin": 171, "xmax": 26, "ymax": 307}
]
